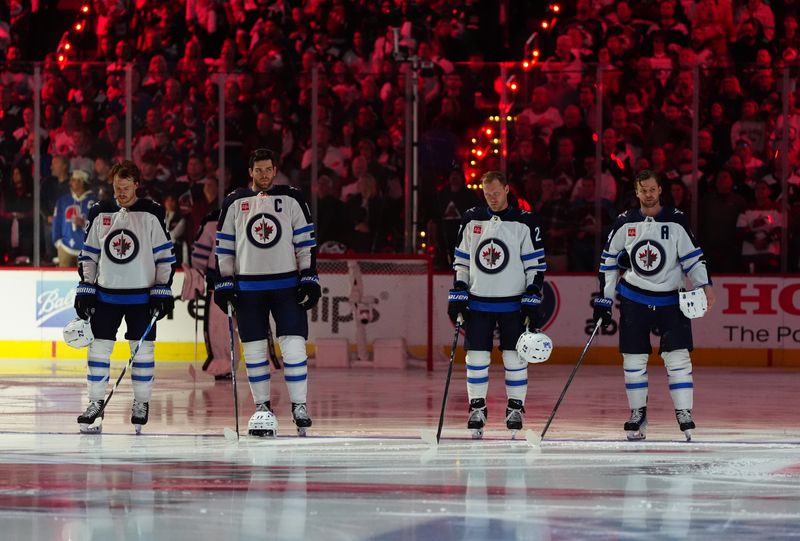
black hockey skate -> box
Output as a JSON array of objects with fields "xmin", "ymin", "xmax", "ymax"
[
  {"xmin": 675, "ymin": 409, "xmax": 695, "ymax": 441},
  {"xmin": 78, "ymin": 400, "xmax": 105, "ymax": 434},
  {"xmin": 131, "ymin": 400, "xmax": 149, "ymax": 434},
  {"xmin": 624, "ymin": 406, "xmax": 648, "ymax": 441},
  {"xmin": 291, "ymin": 403, "xmax": 312, "ymax": 437},
  {"xmin": 505, "ymin": 399, "xmax": 525, "ymax": 439},
  {"xmin": 467, "ymin": 398, "xmax": 487, "ymax": 439}
]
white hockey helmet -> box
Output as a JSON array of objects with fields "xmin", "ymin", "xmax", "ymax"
[
  {"xmin": 516, "ymin": 330, "xmax": 553, "ymax": 364},
  {"xmin": 248, "ymin": 410, "xmax": 278, "ymax": 437},
  {"xmin": 63, "ymin": 317, "xmax": 94, "ymax": 349},
  {"xmin": 679, "ymin": 288, "xmax": 708, "ymax": 319}
]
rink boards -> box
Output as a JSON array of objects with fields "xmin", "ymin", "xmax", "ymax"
[{"xmin": 0, "ymin": 269, "xmax": 798, "ymax": 366}]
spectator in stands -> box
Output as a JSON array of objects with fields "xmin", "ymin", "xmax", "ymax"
[
  {"xmin": 52, "ymin": 170, "xmax": 95, "ymax": 268},
  {"xmin": 700, "ymin": 169, "xmax": 748, "ymax": 272},
  {"xmin": 737, "ymin": 180, "xmax": 782, "ymax": 273},
  {"xmin": 316, "ymin": 175, "xmax": 351, "ymax": 249},
  {"xmin": 518, "ymin": 86, "xmax": 563, "ymax": 145},
  {"xmin": 567, "ymin": 176, "xmax": 614, "ymax": 272},
  {"xmin": 0, "ymin": 164, "xmax": 34, "ymax": 264},
  {"xmin": 535, "ymin": 177, "xmax": 571, "ymax": 273},
  {"xmin": 345, "ymin": 174, "xmax": 387, "ymax": 253}
]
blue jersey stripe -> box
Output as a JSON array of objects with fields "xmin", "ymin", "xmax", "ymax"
[
  {"xmin": 248, "ymin": 373, "xmax": 271, "ymax": 383},
  {"xmin": 669, "ymin": 382, "xmax": 694, "ymax": 390},
  {"xmin": 216, "ymin": 232, "xmax": 235, "ymax": 241},
  {"xmin": 679, "ymin": 248, "xmax": 703, "ymax": 262},
  {"xmin": 626, "ymin": 382, "xmax": 649, "ymax": 389},
  {"xmin": 454, "ymin": 249, "xmax": 470, "ymax": 260},
  {"xmin": 467, "ymin": 376, "xmax": 489, "ymax": 384},
  {"xmin": 285, "ymin": 374, "xmax": 307, "ymax": 382},
  {"xmin": 293, "ymin": 224, "xmax": 315, "ymax": 235},
  {"xmin": 152, "ymin": 241, "xmax": 173, "ymax": 253},
  {"xmin": 505, "ymin": 379, "xmax": 528, "ymax": 386},
  {"xmin": 83, "ymin": 244, "xmax": 101, "ymax": 254}
]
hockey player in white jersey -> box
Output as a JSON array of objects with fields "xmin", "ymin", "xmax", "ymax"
[
  {"xmin": 215, "ymin": 148, "xmax": 319, "ymax": 437},
  {"xmin": 592, "ymin": 170, "xmax": 716, "ymax": 441},
  {"xmin": 74, "ymin": 160, "xmax": 176, "ymax": 433},
  {"xmin": 448, "ymin": 171, "xmax": 547, "ymax": 438}
]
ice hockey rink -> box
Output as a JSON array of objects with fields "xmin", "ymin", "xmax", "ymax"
[{"xmin": 0, "ymin": 360, "xmax": 798, "ymax": 541}]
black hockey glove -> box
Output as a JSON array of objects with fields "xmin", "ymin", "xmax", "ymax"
[
  {"xmin": 296, "ymin": 272, "xmax": 321, "ymax": 310},
  {"xmin": 592, "ymin": 297, "xmax": 613, "ymax": 330},
  {"xmin": 149, "ymin": 285, "xmax": 174, "ymax": 321},
  {"xmin": 447, "ymin": 281, "xmax": 469, "ymax": 324},
  {"xmin": 214, "ymin": 278, "xmax": 237, "ymax": 313},
  {"xmin": 616, "ymin": 250, "xmax": 631, "ymax": 270},
  {"xmin": 520, "ymin": 285, "xmax": 543, "ymax": 329},
  {"xmin": 74, "ymin": 282, "xmax": 97, "ymax": 320}
]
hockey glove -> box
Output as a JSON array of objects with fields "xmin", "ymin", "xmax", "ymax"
[
  {"xmin": 149, "ymin": 285, "xmax": 174, "ymax": 321},
  {"xmin": 296, "ymin": 272, "xmax": 321, "ymax": 310},
  {"xmin": 214, "ymin": 278, "xmax": 237, "ymax": 313},
  {"xmin": 447, "ymin": 282, "xmax": 469, "ymax": 324},
  {"xmin": 521, "ymin": 286, "xmax": 543, "ymax": 329},
  {"xmin": 616, "ymin": 250, "xmax": 631, "ymax": 270},
  {"xmin": 592, "ymin": 297, "xmax": 613, "ymax": 330},
  {"xmin": 74, "ymin": 282, "xmax": 97, "ymax": 320}
]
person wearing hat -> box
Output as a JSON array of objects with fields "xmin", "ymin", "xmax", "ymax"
[{"xmin": 52, "ymin": 170, "xmax": 97, "ymax": 267}]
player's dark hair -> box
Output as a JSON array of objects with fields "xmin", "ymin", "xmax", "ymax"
[
  {"xmin": 634, "ymin": 169, "xmax": 660, "ymax": 189},
  {"xmin": 249, "ymin": 148, "xmax": 278, "ymax": 169},
  {"xmin": 109, "ymin": 159, "xmax": 141, "ymax": 184},
  {"xmin": 480, "ymin": 170, "xmax": 508, "ymax": 186}
]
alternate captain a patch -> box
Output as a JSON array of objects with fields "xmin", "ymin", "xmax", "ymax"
[
  {"xmin": 631, "ymin": 239, "xmax": 666, "ymax": 276},
  {"xmin": 104, "ymin": 229, "xmax": 140, "ymax": 264},
  {"xmin": 246, "ymin": 213, "xmax": 281, "ymax": 249},
  {"xmin": 475, "ymin": 238, "xmax": 509, "ymax": 274}
]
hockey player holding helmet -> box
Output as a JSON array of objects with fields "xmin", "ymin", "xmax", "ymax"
[
  {"xmin": 215, "ymin": 148, "xmax": 320, "ymax": 437},
  {"xmin": 592, "ymin": 169, "xmax": 716, "ymax": 441},
  {"xmin": 448, "ymin": 171, "xmax": 547, "ymax": 439}
]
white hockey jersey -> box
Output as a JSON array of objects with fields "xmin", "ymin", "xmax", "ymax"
[
  {"xmin": 453, "ymin": 206, "xmax": 546, "ymax": 312},
  {"xmin": 79, "ymin": 199, "xmax": 176, "ymax": 304},
  {"xmin": 599, "ymin": 207, "xmax": 710, "ymax": 306},
  {"xmin": 216, "ymin": 186, "xmax": 316, "ymax": 290}
]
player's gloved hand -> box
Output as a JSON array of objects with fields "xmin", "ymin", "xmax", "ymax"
[
  {"xmin": 149, "ymin": 285, "xmax": 174, "ymax": 321},
  {"xmin": 296, "ymin": 271, "xmax": 321, "ymax": 310},
  {"xmin": 521, "ymin": 285, "xmax": 543, "ymax": 329},
  {"xmin": 616, "ymin": 250, "xmax": 631, "ymax": 270},
  {"xmin": 214, "ymin": 278, "xmax": 237, "ymax": 313},
  {"xmin": 447, "ymin": 281, "xmax": 469, "ymax": 324},
  {"xmin": 74, "ymin": 282, "xmax": 97, "ymax": 320},
  {"xmin": 592, "ymin": 297, "xmax": 613, "ymax": 330}
]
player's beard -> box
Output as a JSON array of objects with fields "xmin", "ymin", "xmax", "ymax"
[{"xmin": 253, "ymin": 176, "xmax": 273, "ymax": 192}]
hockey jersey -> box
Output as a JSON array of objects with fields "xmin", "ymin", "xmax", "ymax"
[
  {"xmin": 216, "ymin": 186, "xmax": 316, "ymax": 290},
  {"xmin": 79, "ymin": 199, "xmax": 176, "ymax": 304},
  {"xmin": 52, "ymin": 190, "xmax": 97, "ymax": 256},
  {"xmin": 453, "ymin": 206, "xmax": 546, "ymax": 312},
  {"xmin": 599, "ymin": 207, "xmax": 710, "ymax": 306}
]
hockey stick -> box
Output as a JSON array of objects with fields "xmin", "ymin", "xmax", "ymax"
[
  {"xmin": 266, "ymin": 317, "xmax": 283, "ymax": 370},
  {"xmin": 223, "ymin": 304, "xmax": 241, "ymax": 442},
  {"xmin": 88, "ymin": 311, "xmax": 159, "ymax": 428},
  {"xmin": 420, "ymin": 315, "xmax": 463, "ymax": 445},
  {"xmin": 527, "ymin": 319, "xmax": 602, "ymax": 446}
]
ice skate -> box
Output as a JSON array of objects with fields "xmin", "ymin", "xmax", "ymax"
[
  {"xmin": 291, "ymin": 403, "xmax": 312, "ymax": 437},
  {"xmin": 467, "ymin": 398, "xmax": 487, "ymax": 439},
  {"xmin": 131, "ymin": 400, "xmax": 149, "ymax": 434},
  {"xmin": 248, "ymin": 402, "xmax": 278, "ymax": 438},
  {"xmin": 77, "ymin": 400, "xmax": 105, "ymax": 434},
  {"xmin": 624, "ymin": 407, "xmax": 647, "ymax": 441},
  {"xmin": 675, "ymin": 409, "xmax": 695, "ymax": 441},
  {"xmin": 505, "ymin": 399, "xmax": 525, "ymax": 440}
]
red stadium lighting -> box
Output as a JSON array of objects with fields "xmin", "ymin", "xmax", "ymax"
[
  {"xmin": 75, "ymin": 22, "xmax": 83, "ymax": 31},
  {"xmin": 509, "ymin": 82, "xmax": 518, "ymax": 91},
  {"xmin": 532, "ymin": 50, "xmax": 540, "ymax": 58},
  {"xmin": 81, "ymin": 4, "xmax": 90, "ymax": 13},
  {"xmin": 522, "ymin": 60, "xmax": 530, "ymax": 70},
  {"xmin": 57, "ymin": 54, "xmax": 65, "ymax": 62},
  {"xmin": 592, "ymin": 133, "xmax": 599, "ymax": 142},
  {"xmin": 476, "ymin": 149, "xmax": 483, "ymax": 157},
  {"xmin": 541, "ymin": 21, "xmax": 549, "ymax": 29},
  {"xmin": 551, "ymin": 4, "xmax": 561, "ymax": 12},
  {"xmin": 64, "ymin": 43, "xmax": 71, "ymax": 51},
  {"xmin": 485, "ymin": 128, "xmax": 493, "ymax": 136}
]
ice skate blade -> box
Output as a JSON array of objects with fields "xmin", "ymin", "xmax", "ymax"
[
  {"xmin": 510, "ymin": 430, "xmax": 519, "ymax": 440},
  {"xmin": 419, "ymin": 429, "xmax": 438, "ymax": 446},
  {"xmin": 134, "ymin": 424, "xmax": 142, "ymax": 435},
  {"xmin": 297, "ymin": 427, "xmax": 307, "ymax": 437},
  {"xmin": 626, "ymin": 430, "xmax": 646, "ymax": 441},
  {"xmin": 470, "ymin": 429, "xmax": 484, "ymax": 440},
  {"xmin": 683, "ymin": 430, "xmax": 692, "ymax": 442},
  {"xmin": 79, "ymin": 422, "xmax": 102, "ymax": 434}
]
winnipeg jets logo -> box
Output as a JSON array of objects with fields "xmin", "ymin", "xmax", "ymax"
[
  {"xmin": 246, "ymin": 213, "xmax": 281, "ymax": 249},
  {"xmin": 104, "ymin": 228, "xmax": 139, "ymax": 264},
  {"xmin": 475, "ymin": 238, "xmax": 509, "ymax": 274},
  {"xmin": 630, "ymin": 239, "xmax": 665, "ymax": 276}
]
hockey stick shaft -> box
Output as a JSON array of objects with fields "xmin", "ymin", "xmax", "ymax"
[
  {"xmin": 540, "ymin": 319, "xmax": 602, "ymax": 440},
  {"xmin": 95, "ymin": 312, "xmax": 159, "ymax": 418},
  {"xmin": 227, "ymin": 304, "xmax": 240, "ymax": 438},
  {"xmin": 266, "ymin": 318, "xmax": 283, "ymax": 370},
  {"xmin": 435, "ymin": 316, "xmax": 463, "ymax": 443}
]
